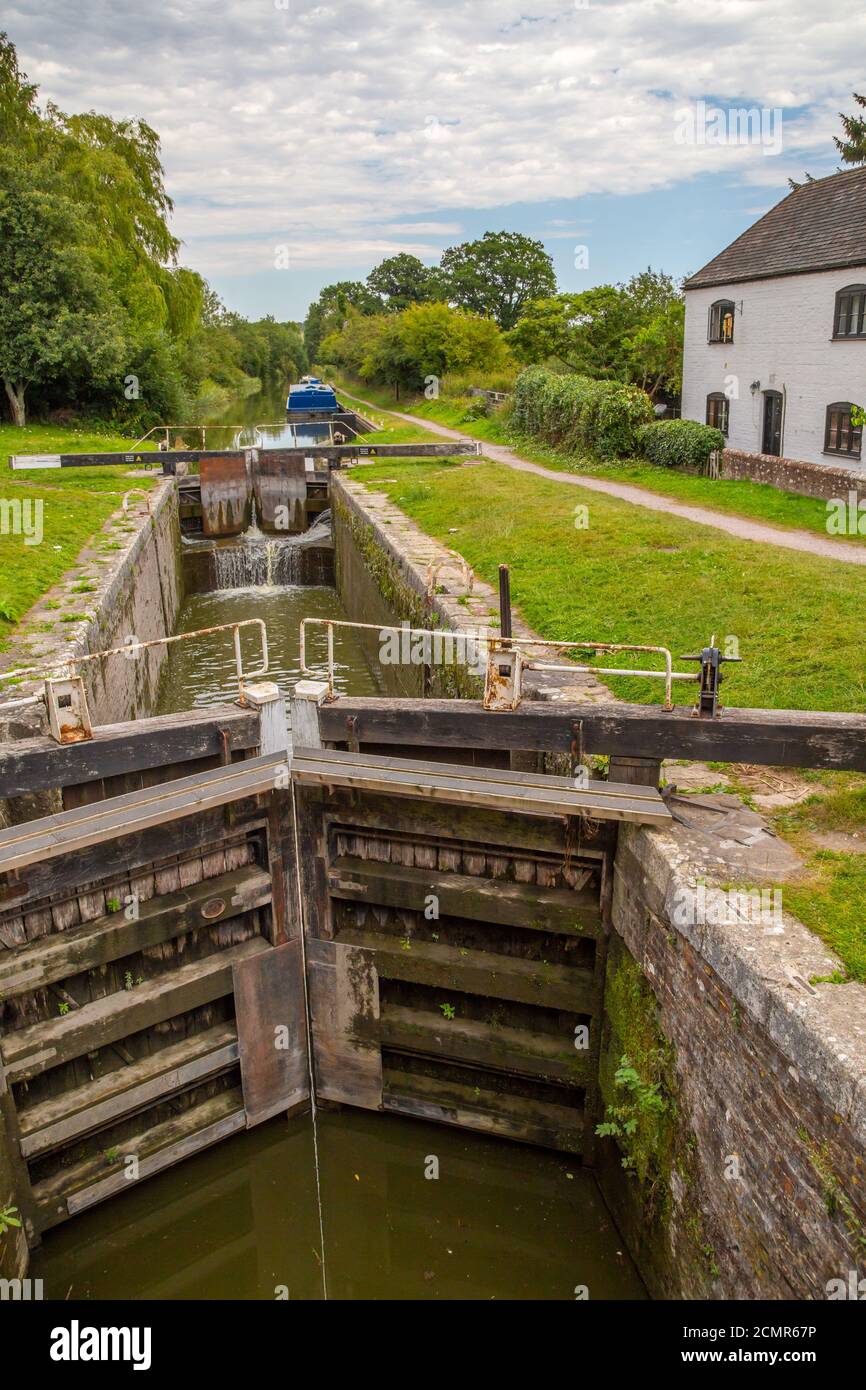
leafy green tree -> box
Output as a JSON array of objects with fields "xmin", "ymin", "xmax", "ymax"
[
  {"xmin": 621, "ymin": 271, "xmax": 685, "ymax": 395},
  {"xmin": 325, "ymin": 302, "xmax": 508, "ymax": 394},
  {"xmin": 508, "ymin": 268, "xmax": 684, "ymax": 397},
  {"xmin": 366, "ymin": 253, "xmax": 438, "ymax": 311},
  {"xmin": 319, "ymin": 308, "xmax": 390, "ymax": 378},
  {"xmin": 0, "ymin": 160, "xmax": 126, "ymax": 424},
  {"xmin": 438, "ymin": 231, "xmax": 556, "ymax": 330},
  {"xmin": 304, "ymin": 280, "xmax": 380, "ymax": 360},
  {"xmin": 624, "ymin": 299, "xmax": 685, "ymax": 396},
  {"xmin": 0, "ymin": 32, "xmax": 39, "ymax": 149},
  {"xmin": 622, "ymin": 267, "xmax": 680, "ymax": 319},
  {"xmin": 508, "ymin": 286, "xmax": 634, "ymax": 378},
  {"xmin": 52, "ymin": 111, "xmax": 180, "ymax": 331},
  {"xmin": 836, "ymin": 92, "xmax": 866, "ymax": 165}
]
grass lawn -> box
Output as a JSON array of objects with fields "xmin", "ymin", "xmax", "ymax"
[
  {"xmin": 331, "ymin": 374, "xmax": 861, "ymax": 546},
  {"xmin": 351, "ymin": 455, "xmax": 866, "ymax": 714},
  {"xmin": 1, "ymin": 423, "xmax": 158, "ymax": 651}
]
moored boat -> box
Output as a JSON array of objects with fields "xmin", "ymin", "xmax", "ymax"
[{"xmin": 286, "ymin": 377, "xmax": 339, "ymax": 413}]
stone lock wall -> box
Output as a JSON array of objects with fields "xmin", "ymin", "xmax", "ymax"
[{"xmin": 603, "ymin": 822, "xmax": 866, "ymax": 1300}]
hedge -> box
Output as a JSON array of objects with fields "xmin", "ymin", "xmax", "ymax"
[
  {"xmin": 511, "ymin": 365, "xmax": 654, "ymax": 459},
  {"xmin": 637, "ymin": 419, "xmax": 724, "ymax": 469}
]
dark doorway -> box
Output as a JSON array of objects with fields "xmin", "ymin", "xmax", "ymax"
[{"xmin": 762, "ymin": 390, "xmax": 783, "ymax": 456}]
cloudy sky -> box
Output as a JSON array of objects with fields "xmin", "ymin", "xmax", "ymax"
[{"xmin": 6, "ymin": 0, "xmax": 865, "ymax": 320}]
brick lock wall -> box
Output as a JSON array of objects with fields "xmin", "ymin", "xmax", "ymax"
[{"xmin": 610, "ymin": 826, "xmax": 866, "ymax": 1299}]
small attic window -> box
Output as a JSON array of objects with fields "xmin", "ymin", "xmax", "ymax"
[
  {"xmin": 833, "ymin": 285, "xmax": 866, "ymax": 339},
  {"xmin": 708, "ymin": 300, "xmax": 735, "ymax": 344}
]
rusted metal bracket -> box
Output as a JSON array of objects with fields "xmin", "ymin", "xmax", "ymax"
[
  {"xmin": 483, "ymin": 642, "xmax": 524, "ymax": 711},
  {"xmin": 45, "ymin": 675, "xmax": 93, "ymax": 744}
]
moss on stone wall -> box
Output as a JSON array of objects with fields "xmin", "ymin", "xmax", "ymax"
[
  {"xmin": 599, "ymin": 934, "xmax": 678, "ymax": 1224},
  {"xmin": 598, "ymin": 933, "xmax": 719, "ymax": 1295}
]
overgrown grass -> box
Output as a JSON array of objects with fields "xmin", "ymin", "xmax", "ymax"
[
  {"xmin": 0, "ymin": 483, "xmax": 120, "ymax": 646},
  {"xmin": 352, "ymin": 456, "xmax": 866, "ymax": 713},
  {"xmin": 333, "ymin": 374, "xmax": 861, "ymax": 544}
]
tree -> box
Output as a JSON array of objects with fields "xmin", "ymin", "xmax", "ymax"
[
  {"xmin": 322, "ymin": 302, "xmax": 508, "ymax": 394},
  {"xmin": 620, "ymin": 270, "xmax": 684, "ymax": 396},
  {"xmin": 0, "ymin": 32, "xmax": 321, "ymax": 429},
  {"xmin": 366, "ymin": 254, "xmax": 438, "ymax": 311},
  {"xmin": 0, "ymin": 161, "xmax": 126, "ymax": 424},
  {"xmin": 388, "ymin": 302, "xmax": 507, "ymax": 384},
  {"xmin": 507, "ymin": 268, "xmax": 684, "ymax": 397},
  {"xmin": 438, "ymin": 231, "xmax": 556, "ymax": 330},
  {"xmin": 304, "ymin": 280, "xmax": 380, "ymax": 360},
  {"xmin": 507, "ymin": 287, "xmax": 635, "ymax": 378},
  {"xmin": 319, "ymin": 309, "xmax": 390, "ymax": 379},
  {"xmin": 836, "ymin": 92, "xmax": 866, "ymax": 165},
  {"xmin": 0, "ymin": 32, "xmax": 39, "ymax": 149},
  {"xmin": 624, "ymin": 297, "xmax": 685, "ymax": 396}
]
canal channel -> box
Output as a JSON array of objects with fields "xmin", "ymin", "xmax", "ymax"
[{"xmin": 27, "ymin": 391, "xmax": 646, "ymax": 1300}]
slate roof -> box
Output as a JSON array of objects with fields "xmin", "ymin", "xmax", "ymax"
[{"xmin": 684, "ymin": 167, "xmax": 866, "ymax": 290}]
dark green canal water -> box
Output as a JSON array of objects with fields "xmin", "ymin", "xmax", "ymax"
[
  {"xmin": 31, "ymin": 398, "xmax": 646, "ymax": 1300},
  {"xmin": 32, "ymin": 1108, "xmax": 644, "ymax": 1300}
]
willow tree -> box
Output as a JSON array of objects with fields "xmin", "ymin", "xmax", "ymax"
[
  {"xmin": 0, "ymin": 32, "xmax": 189, "ymax": 424},
  {"xmin": 0, "ymin": 160, "xmax": 127, "ymax": 424}
]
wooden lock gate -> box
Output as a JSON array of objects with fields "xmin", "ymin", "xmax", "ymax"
[{"xmin": 16, "ymin": 681, "xmax": 819, "ymax": 1245}]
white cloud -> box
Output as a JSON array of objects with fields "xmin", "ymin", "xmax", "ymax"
[{"xmin": 8, "ymin": 0, "xmax": 865, "ymax": 285}]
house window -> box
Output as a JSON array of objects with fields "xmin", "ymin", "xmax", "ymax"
[
  {"xmin": 833, "ymin": 285, "xmax": 866, "ymax": 339},
  {"xmin": 706, "ymin": 392, "xmax": 729, "ymax": 435},
  {"xmin": 824, "ymin": 402, "xmax": 863, "ymax": 459},
  {"xmin": 708, "ymin": 300, "xmax": 735, "ymax": 344}
]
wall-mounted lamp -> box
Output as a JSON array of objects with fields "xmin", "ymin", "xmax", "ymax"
[{"xmin": 749, "ymin": 380, "xmax": 761, "ymax": 395}]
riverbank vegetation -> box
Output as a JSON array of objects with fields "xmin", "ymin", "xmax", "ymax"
[
  {"xmin": 0, "ymin": 35, "xmax": 307, "ymax": 432},
  {"xmin": 310, "ymin": 253, "xmax": 684, "ymax": 405}
]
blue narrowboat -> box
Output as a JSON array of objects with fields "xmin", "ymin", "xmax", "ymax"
[{"xmin": 286, "ymin": 376, "xmax": 339, "ymax": 413}]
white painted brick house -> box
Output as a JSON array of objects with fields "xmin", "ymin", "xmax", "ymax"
[{"xmin": 682, "ymin": 168, "xmax": 866, "ymax": 468}]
